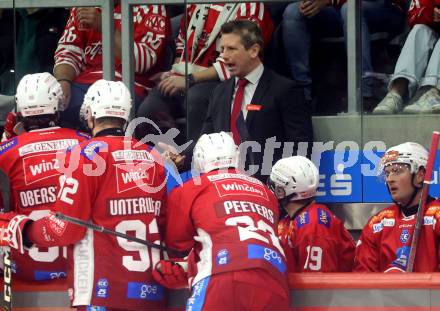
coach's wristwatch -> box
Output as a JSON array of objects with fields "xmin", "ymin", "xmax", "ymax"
[{"xmin": 187, "ymin": 74, "xmax": 196, "ymax": 88}]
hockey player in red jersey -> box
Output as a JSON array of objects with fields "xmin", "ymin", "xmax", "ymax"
[
  {"xmin": 354, "ymin": 142, "xmax": 440, "ymax": 272},
  {"xmin": 2, "ymin": 80, "xmax": 168, "ymax": 310},
  {"xmin": 269, "ymin": 156, "xmax": 355, "ymax": 272},
  {"xmin": 153, "ymin": 132, "xmax": 289, "ymax": 310},
  {"xmin": 54, "ymin": 2, "xmax": 170, "ymax": 127},
  {"xmin": 0, "ymin": 72, "xmax": 89, "ymax": 281}
]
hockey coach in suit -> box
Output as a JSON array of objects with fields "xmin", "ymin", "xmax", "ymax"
[{"xmin": 201, "ymin": 19, "xmax": 313, "ymax": 181}]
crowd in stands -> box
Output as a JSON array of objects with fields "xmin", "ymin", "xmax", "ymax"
[
  {"xmin": 2, "ymin": 0, "xmax": 440, "ymax": 119},
  {"xmin": 0, "ymin": 1, "xmax": 440, "ymax": 310}
]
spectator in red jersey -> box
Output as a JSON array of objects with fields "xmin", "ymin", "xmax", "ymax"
[
  {"xmin": 54, "ymin": 1, "xmax": 170, "ymax": 128},
  {"xmin": 2, "ymin": 80, "xmax": 169, "ymax": 310},
  {"xmin": 136, "ymin": 3, "xmax": 274, "ymax": 143},
  {"xmin": 268, "ymin": 156, "xmax": 355, "ymax": 272},
  {"xmin": 0, "ymin": 72, "xmax": 89, "ymax": 282},
  {"xmin": 354, "ymin": 142, "xmax": 440, "ymax": 272},
  {"xmin": 373, "ymin": 0, "xmax": 440, "ymax": 114},
  {"xmin": 153, "ymin": 132, "xmax": 289, "ymax": 310}
]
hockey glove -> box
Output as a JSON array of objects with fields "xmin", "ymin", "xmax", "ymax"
[
  {"xmin": 6, "ymin": 214, "xmax": 33, "ymax": 254},
  {"xmin": 0, "ymin": 212, "xmax": 16, "ymax": 246},
  {"xmin": 152, "ymin": 259, "xmax": 189, "ymax": 289},
  {"xmin": 2, "ymin": 112, "xmax": 17, "ymax": 141},
  {"xmin": 1, "ymin": 112, "xmax": 26, "ymax": 142}
]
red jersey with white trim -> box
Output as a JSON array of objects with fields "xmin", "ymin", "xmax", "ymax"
[
  {"xmin": 27, "ymin": 135, "xmax": 168, "ymax": 310},
  {"xmin": 55, "ymin": 5, "xmax": 170, "ymax": 97},
  {"xmin": 353, "ymin": 200, "xmax": 440, "ymax": 272},
  {"xmin": 408, "ymin": 0, "xmax": 440, "ymax": 29},
  {"xmin": 0, "ymin": 127, "xmax": 89, "ymax": 281},
  {"xmin": 277, "ymin": 203, "xmax": 355, "ymax": 272},
  {"xmin": 175, "ymin": 3, "xmax": 273, "ymax": 81},
  {"xmin": 166, "ymin": 169, "xmax": 288, "ymax": 297}
]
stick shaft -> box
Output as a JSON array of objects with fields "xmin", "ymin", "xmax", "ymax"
[
  {"xmin": 407, "ymin": 132, "xmax": 440, "ymax": 272},
  {"xmin": 0, "ymin": 173, "xmax": 12, "ymax": 310},
  {"xmin": 55, "ymin": 213, "xmax": 186, "ymax": 258},
  {"xmin": 2, "ymin": 247, "xmax": 12, "ymax": 311}
]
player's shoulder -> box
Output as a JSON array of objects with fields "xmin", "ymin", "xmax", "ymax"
[
  {"xmin": 425, "ymin": 199, "xmax": 440, "ymax": 216},
  {"xmin": 0, "ymin": 136, "xmax": 18, "ymax": 156},
  {"xmin": 78, "ymin": 138, "xmax": 110, "ymax": 161},
  {"xmin": 306, "ymin": 203, "xmax": 336, "ymax": 229},
  {"xmin": 427, "ymin": 198, "xmax": 440, "ymax": 209},
  {"xmin": 167, "ymin": 170, "xmax": 203, "ymax": 195},
  {"xmin": 366, "ymin": 205, "xmax": 398, "ymax": 231}
]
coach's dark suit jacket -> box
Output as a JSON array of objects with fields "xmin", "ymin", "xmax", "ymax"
[{"xmin": 201, "ymin": 66, "xmax": 313, "ymax": 181}]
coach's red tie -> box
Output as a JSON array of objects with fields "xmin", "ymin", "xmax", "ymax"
[{"xmin": 230, "ymin": 78, "xmax": 248, "ymax": 145}]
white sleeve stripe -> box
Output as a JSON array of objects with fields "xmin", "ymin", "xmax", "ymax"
[
  {"xmin": 143, "ymin": 46, "xmax": 149, "ymax": 72},
  {"xmin": 137, "ymin": 44, "xmax": 146, "ymax": 73},
  {"xmin": 220, "ymin": 61, "xmax": 230, "ymax": 80},
  {"xmin": 56, "ymin": 49, "xmax": 83, "ymax": 62},
  {"xmin": 152, "ymin": 5, "xmax": 158, "ymax": 14},
  {"xmin": 250, "ymin": 3, "xmax": 257, "ymax": 16},
  {"xmin": 258, "ymin": 3, "xmax": 264, "ymax": 21},
  {"xmin": 54, "ymin": 55, "xmax": 83, "ymax": 70},
  {"xmin": 146, "ymin": 47, "xmax": 155, "ymax": 71},
  {"xmin": 140, "ymin": 43, "xmax": 147, "ymax": 72},
  {"xmin": 134, "ymin": 44, "xmax": 139, "ymax": 72},
  {"xmin": 213, "ymin": 61, "xmax": 230, "ymax": 81},
  {"xmin": 138, "ymin": 44, "xmax": 143, "ymax": 72},
  {"xmin": 55, "ymin": 52, "xmax": 82, "ymax": 66},
  {"xmin": 55, "ymin": 44, "xmax": 84, "ymax": 56},
  {"xmin": 240, "ymin": 3, "xmax": 247, "ymax": 16}
]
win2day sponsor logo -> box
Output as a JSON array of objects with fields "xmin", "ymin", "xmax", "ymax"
[
  {"xmin": 23, "ymin": 153, "xmax": 62, "ymax": 185},
  {"xmin": 115, "ymin": 162, "xmax": 155, "ymax": 193},
  {"xmin": 214, "ymin": 179, "xmax": 269, "ymax": 200}
]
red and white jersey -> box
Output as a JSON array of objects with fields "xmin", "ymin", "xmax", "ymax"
[
  {"xmin": 408, "ymin": 0, "xmax": 440, "ymax": 28},
  {"xmin": 166, "ymin": 169, "xmax": 288, "ymax": 297},
  {"xmin": 277, "ymin": 203, "xmax": 355, "ymax": 272},
  {"xmin": 353, "ymin": 200, "xmax": 440, "ymax": 272},
  {"xmin": 27, "ymin": 135, "xmax": 168, "ymax": 310},
  {"xmin": 55, "ymin": 5, "xmax": 170, "ymax": 97},
  {"xmin": 175, "ymin": 3, "xmax": 273, "ymax": 81},
  {"xmin": 0, "ymin": 127, "xmax": 89, "ymax": 281}
]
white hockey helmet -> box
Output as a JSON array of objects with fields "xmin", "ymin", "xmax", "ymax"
[
  {"xmin": 15, "ymin": 72, "xmax": 63, "ymax": 117},
  {"xmin": 193, "ymin": 132, "xmax": 239, "ymax": 173},
  {"xmin": 268, "ymin": 156, "xmax": 319, "ymax": 201},
  {"xmin": 379, "ymin": 142, "xmax": 428, "ymax": 174},
  {"xmin": 81, "ymin": 79, "xmax": 132, "ymax": 122}
]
